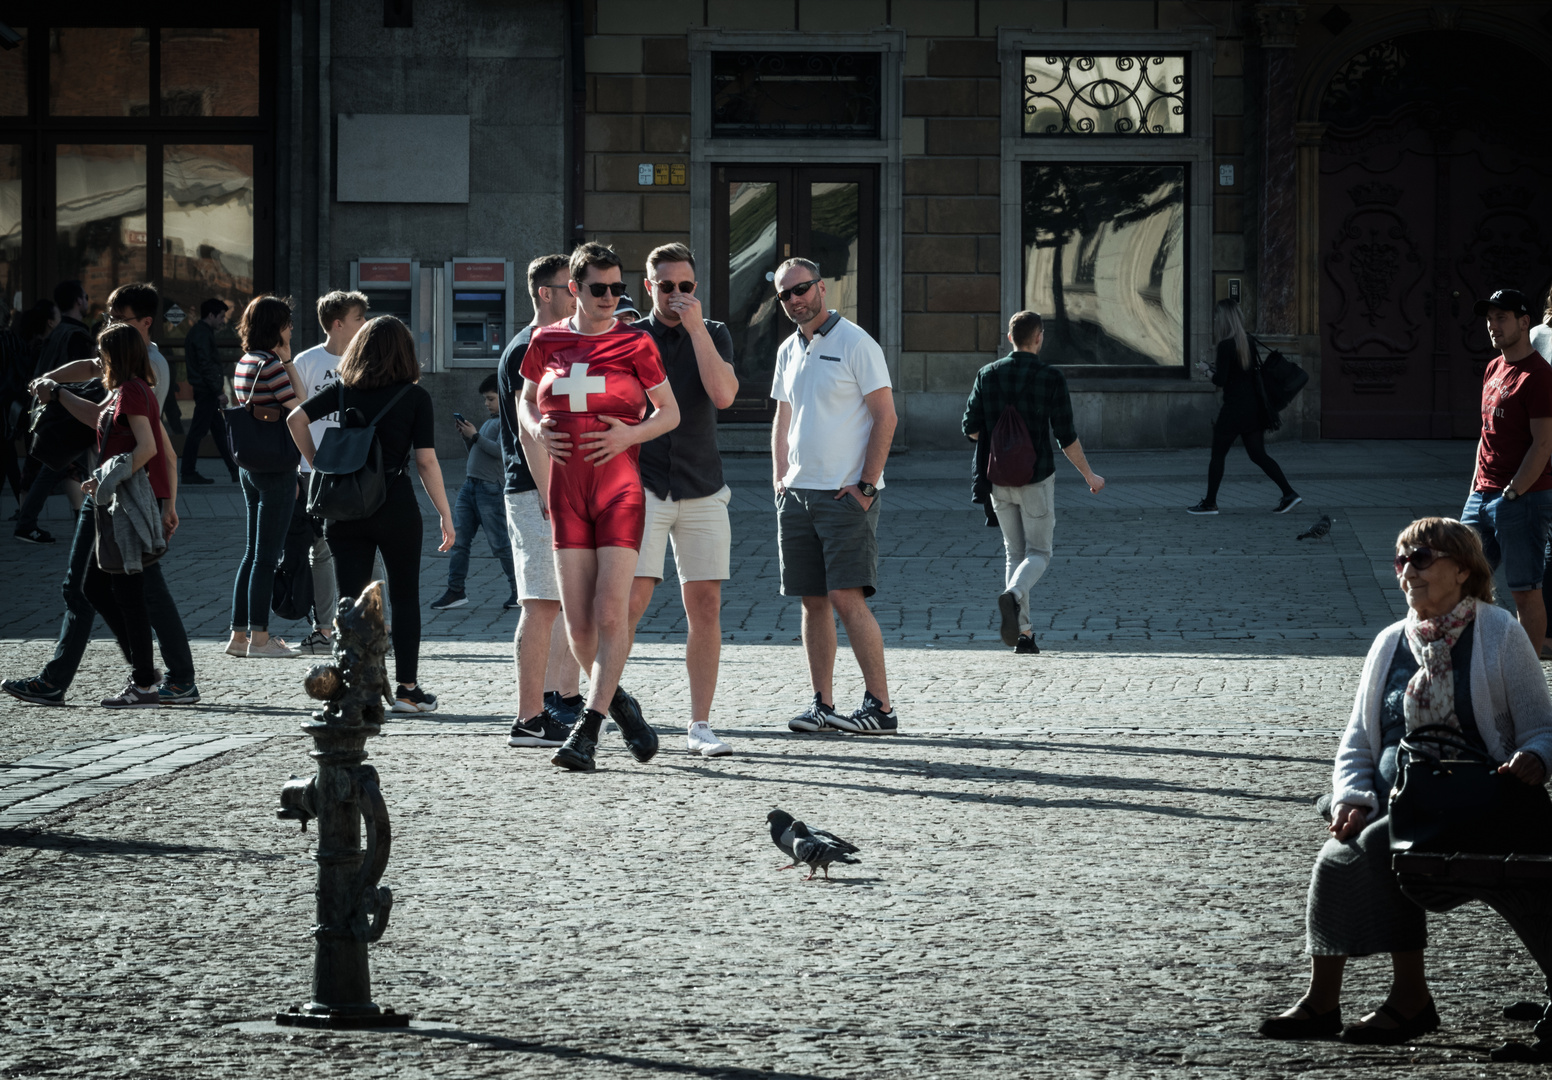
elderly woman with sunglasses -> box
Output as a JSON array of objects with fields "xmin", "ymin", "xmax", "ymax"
[{"xmin": 1260, "ymin": 517, "xmax": 1552, "ymax": 1045}]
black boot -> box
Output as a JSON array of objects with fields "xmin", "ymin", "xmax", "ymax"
[
  {"xmin": 551, "ymin": 709, "xmax": 603, "ymax": 771},
  {"xmin": 610, "ymin": 686, "xmax": 658, "ymax": 763}
]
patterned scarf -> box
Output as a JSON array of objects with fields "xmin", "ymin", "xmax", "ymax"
[{"xmin": 1401, "ymin": 596, "xmax": 1476, "ymax": 732}]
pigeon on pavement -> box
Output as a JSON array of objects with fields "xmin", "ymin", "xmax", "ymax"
[
  {"xmin": 766, "ymin": 809, "xmax": 861, "ymax": 881},
  {"xmin": 1297, "ymin": 514, "xmax": 1332, "ymax": 541}
]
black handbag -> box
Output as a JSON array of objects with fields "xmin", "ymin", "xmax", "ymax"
[
  {"xmin": 305, "ymin": 383, "xmax": 413, "ymax": 521},
  {"xmin": 1388, "ymin": 724, "xmax": 1552, "ymax": 856},
  {"xmin": 224, "ymin": 353, "xmax": 301, "ymax": 473},
  {"xmin": 1251, "ymin": 335, "xmax": 1310, "ymax": 416},
  {"xmin": 28, "ymin": 379, "xmax": 107, "ymax": 470}
]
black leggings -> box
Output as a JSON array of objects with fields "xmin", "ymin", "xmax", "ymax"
[
  {"xmin": 83, "ymin": 563, "xmax": 159, "ymax": 688},
  {"xmin": 326, "ymin": 480, "xmax": 422, "ymax": 687},
  {"xmin": 1205, "ymin": 424, "xmax": 1295, "ymax": 504}
]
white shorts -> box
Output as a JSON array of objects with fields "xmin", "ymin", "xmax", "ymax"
[
  {"xmin": 504, "ymin": 489, "xmax": 561, "ymax": 602},
  {"xmin": 633, "ymin": 485, "xmax": 733, "ymax": 583}
]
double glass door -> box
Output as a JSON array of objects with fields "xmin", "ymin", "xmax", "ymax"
[{"xmin": 711, "ymin": 164, "xmax": 878, "ymax": 422}]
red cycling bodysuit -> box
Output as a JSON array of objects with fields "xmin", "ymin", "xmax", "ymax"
[{"xmin": 521, "ymin": 320, "xmax": 668, "ymax": 550}]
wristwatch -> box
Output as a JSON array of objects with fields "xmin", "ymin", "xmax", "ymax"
[
  {"xmin": 1504, "ymin": 486, "xmax": 1521, "ymax": 502},
  {"xmin": 857, "ymin": 480, "xmax": 878, "ymax": 498}
]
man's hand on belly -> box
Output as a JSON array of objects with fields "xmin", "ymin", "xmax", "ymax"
[
  {"xmin": 579, "ymin": 415, "xmax": 637, "ymax": 466},
  {"xmin": 539, "ymin": 416, "xmax": 573, "ymax": 462}
]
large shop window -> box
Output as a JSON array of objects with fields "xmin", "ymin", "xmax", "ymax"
[
  {"xmin": 711, "ymin": 51, "xmax": 882, "ymax": 139},
  {"xmin": 1022, "ymin": 54, "xmax": 1187, "ymax": 136},
  {"xmin": 1021, "ymin": 163, "xmax": 1185, "ymax": 367}
]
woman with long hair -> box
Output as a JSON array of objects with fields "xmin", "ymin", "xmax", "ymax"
[
  {"xmin": 34, "ymin": 323, "xmax": 173, "ymax": 707},
  {"xmin": 226, "ymin": 295, "xmax": 305, "ymax": 658},
  {"xmin": 287, "ymin": 315, "xmax": 454, "ymax": 712},
  {"xmin": 1188, "ymin": 298, "xmax": 1301, "ymax": 515}
]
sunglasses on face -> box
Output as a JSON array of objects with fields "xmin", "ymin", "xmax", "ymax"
[
  {"xmin": 777, "ymin": 279, "xmax": 820, "ymax": 303},
  {"xmin": 653, "ymin": 279, "xmax": 696, "ymax": 294},
  {"xmin": 584, "ymin": 282, "xmax": 629, "ymax": 298},
  {"xmin": 1394, "ymin": 547, "xmax": 1445, "ymax": 574}
]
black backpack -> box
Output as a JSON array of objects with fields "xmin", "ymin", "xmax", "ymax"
[
  {"xmin": 305, "ymin": 384, "xmax": 413, "ymax": 521},
  {"xmin": 271, "ymin": 495, "xmax": 318, "ymax": 622},
  {"xmin": 28, "ymin": 379, "xmax": 108, "ymax": 470},
  {"xmin": 986, "ymin": 405, "xmax": 1037, "ymax": 487}
]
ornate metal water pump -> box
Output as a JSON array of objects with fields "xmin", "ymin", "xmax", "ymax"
[{"xmin": 274, "ymin": 581, "xmax": 409, "ymax": 1029}]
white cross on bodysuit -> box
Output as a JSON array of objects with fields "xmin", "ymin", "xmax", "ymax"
[{"xmin": 550, "ymin": 362, "xmax": 608, "ymax": 412}]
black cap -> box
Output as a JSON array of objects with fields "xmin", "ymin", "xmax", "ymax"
[
  {"xmin": 1474, "ymin": 288, "xmax": 1530, "ymax": 317},
  {"xmin": 615, "ymin": 294, "xmax": 641, "ymax": 318}
]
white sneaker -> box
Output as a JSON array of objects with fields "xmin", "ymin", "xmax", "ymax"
[
  {"xmin": 686, "ymin": 723, "xmax": 731, "ymax": 757},
  {"xmin": 247, "ymin": 637, "xmax": 301, "ymax": 659}
]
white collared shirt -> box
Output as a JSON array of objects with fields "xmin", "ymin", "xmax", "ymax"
[{"xmin": 771, "ymin": 311, "xmax": 891, "ymax": 490}]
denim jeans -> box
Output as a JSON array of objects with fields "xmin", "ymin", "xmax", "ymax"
[
  {"xmin": 231, "ymin": 468, "xmax": 298, "ymax": 632},
  {"xmin": 1462, "ymin": 487, "xmax": 1552, "ymax": 591},
  {"xmin": 447, "ymin": 478, "xmax": 516, "ymax": 594},
  {"xmin": 39, "ymin": 498, "xmax": 196, "ymax": 688},
  {"xmin": 15, "ymin": 457, "xmax": 74, "ymax": 533}
]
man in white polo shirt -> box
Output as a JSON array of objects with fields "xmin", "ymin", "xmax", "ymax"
[{"xmin": 770, "ymin": 257, "xmax": 900, "ymax": 735}]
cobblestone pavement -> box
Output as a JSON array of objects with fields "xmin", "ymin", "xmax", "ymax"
[{"xmin": 5, "ymin": 440, "xmax": 1551, "ymax": 1077}]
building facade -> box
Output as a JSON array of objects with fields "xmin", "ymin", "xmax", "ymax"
[{"xmin": 4, "ymin": 1, "xmax": 1550, "ymax": 452}]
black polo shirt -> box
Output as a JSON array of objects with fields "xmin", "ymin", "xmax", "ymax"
[{"xmin": 637, "ymin": 312, "xmax": 734, "ymax": 501}]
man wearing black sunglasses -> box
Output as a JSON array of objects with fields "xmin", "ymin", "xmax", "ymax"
[
  {"xmin": 1461, "ymin": 287, "xmax": 1552, "ymax": 657},
  {"xmin": 770, "ymin": 257, "xmax": 900, "ymax": 736}
]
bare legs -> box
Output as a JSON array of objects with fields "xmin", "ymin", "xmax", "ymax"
[
  {"xmin": 1512, "ymin": 588, "xmax": 1547, "ymax": 657},
  {"xmin": 629, "ymin": 576, "xmax": 722, "ymax": 726},
  {"xmin": 556, "ymin": 547, "xmax": 638, "ymax": 715},
  {"xmin": 1282, "ymin": 950, "xmax": 1430, "ymax": 1027},
  {"xmin": 514, "ymin": 597, "xmax": 580, "ymax": 720},
  {"xmin": 799, "ymin": 587, "xmax": 890, "ymax": 711}
]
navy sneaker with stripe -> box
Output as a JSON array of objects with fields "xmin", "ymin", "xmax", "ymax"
[{"xmin": 830, "ymin": 692, "xmax": 899, "ymax": 735}]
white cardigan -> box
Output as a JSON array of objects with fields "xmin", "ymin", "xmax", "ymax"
[{"xmin": 1333, "ymin": 599, "xmax": 1552, "ymax": 813}]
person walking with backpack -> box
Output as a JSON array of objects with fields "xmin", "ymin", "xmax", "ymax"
[
  {"xmin": 962, "ymin": 311, "xmax": 1104, "ymax": 655},
  {"xmin": 1187, "ymin": 299, "xmax": 1301, "ymax": 516},
  {"xmin": 287, "ymin": 316, "xmax": 454, "ymax": 713}
]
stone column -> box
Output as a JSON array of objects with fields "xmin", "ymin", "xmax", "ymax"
[
  {"xmin": 1294, "ymin": 120, "xmax": 1326, "ymax": 438},
  {"xmin": 1254, "ymin": 2, "xmax": 1305, "ymax": 336}
]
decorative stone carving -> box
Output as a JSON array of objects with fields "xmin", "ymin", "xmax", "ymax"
[{"xmin": 1254, "ymin": 2, "xmax": 1306, "ymax": 48}]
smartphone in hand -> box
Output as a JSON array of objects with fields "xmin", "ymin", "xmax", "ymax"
[{"xmin": 453, "ymin": 412, "xmax": 465, "ymax": 425}]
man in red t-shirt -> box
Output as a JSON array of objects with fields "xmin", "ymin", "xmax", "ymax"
[
  {"xmin": 519, "ymin": 242, "xmax": 679, "ymax": 771},
  {"xmin": 1461, "ymin": 287, "xmax": 1552, "ymax": 653}
]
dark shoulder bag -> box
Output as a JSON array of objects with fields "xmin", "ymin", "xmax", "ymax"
[
  {"xmin": 224, "ymin": 352, "xmax": 301, "ymax": 473},
  {"xmin": 305, "ymin": 384, "xmax": 414, "ymax": 521},
  {"xmin": 1388, "ymin": 724, "xmax": 1552, "ymax": 856},
  {"xmin": 1250, "ymin": 335, "xmax": 1310, "ymax": 416},
  {"xmin": 986, "ymin": 405, "xmax": 1037, "ymax": 487}
]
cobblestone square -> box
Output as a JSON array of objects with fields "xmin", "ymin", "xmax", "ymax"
[{"xmin": 3, "ymin": 441, "xmax": 1550, "ymax": 1077}]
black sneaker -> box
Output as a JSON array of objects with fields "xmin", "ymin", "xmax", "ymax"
[
  {"xmin": 1274, "ymin": 493, "xmax": 1304, "ymax": 514},
  {"xmin": 430, "ymin": 590, "xmax": 467, "ymax": 611},
  {"xmin": 829, "ymin": 692, "xmax": 899, "ymax": 735},
  {"xmin": 788, "ymin": 693, "xmax": 842, "ymax": 732},
  {"xmin": 1015, "ymin": 634, "xmax": 1040, "ymax": 655},
  {"xmin": 503, "ymin": 591, "xmax": 520, "ymax": 610},
  {"xmin": 997, "ymin": 590, "xmax": 1021, "ymax": 648},
  {"xmin": 551, "ymin": 710, "xmax": 602, "ymax": 771},
  {"xmin": 298, "ymin": 629, "xmax": 333, "ymax": 655},
  {"xmin": 14, "ymin": 527, "xmax": 54, "ymax": 545},
  {"xmin": 508, "ymin": 712, "xmax": 570, "ymax": 747},
  {"xmin": 181, "ymin": 472, "xmax": 215, "ymax": 485},
  {"xmin": 2, "ymin": 676, "xmax": 66, "ymax": 706},
  {"xmin": 1186, "ymin": 500, "xmax": 1218, "ymax": 515},
  {"xmin": 544, "ymin": 691, "xmax": 585, "ymax": 727},
  {"xmin": 391, "ymin": 684, "xmax": 438, "ymax": 713},
  {"xmin": 609, "ymin": 686, "xmax": 658, "ymax": 763}
]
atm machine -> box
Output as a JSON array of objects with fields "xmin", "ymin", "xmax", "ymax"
[
  {"xmin": 349, "ymin": 258, "xmax": 441, "ymax": 371},
  {"xmin": 443, "ymin": 258, "xmax": 515, "ymax": 367}
]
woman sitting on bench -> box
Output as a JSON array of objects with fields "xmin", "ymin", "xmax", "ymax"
[{"xmin": 1260, "ymin": 517, "xmax": 1552, "ymax": 1045}]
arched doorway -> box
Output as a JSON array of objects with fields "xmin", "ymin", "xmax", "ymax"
[{"xmin": 1318, "ymin": 30, "xmax": 1552, "ymax": 438}]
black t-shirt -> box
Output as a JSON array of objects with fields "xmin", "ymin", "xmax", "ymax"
[
  {"xmin": 636, "ymin": 314, "xmax": 734, "ymax": 500},
  {"xmin": 496, "ymin": 325, "xmax": 537, "ymax": 494},
  {"xmin": 301, "ymin": 380, "xmax": 435, "ymax": 476}
]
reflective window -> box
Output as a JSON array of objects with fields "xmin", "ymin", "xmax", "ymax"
[
  {"xmin": 1021, "ymin": 163, "xmax": 1185, "ymax": 366},
  {"xmin": 1022, "ymin": 54, "xmax": 1186, "ymax": 135},
  {"xmin": 55, "ymin": 144, "xmax": 149, "ymax": 319},
  {"xmin": 161, "ymin": 145, "xmax": 255, "ymax": 355},
  {"xmin": 725, "ymin": 181, "xmax": 783, "ymax": 392},
  {"xmin": 0, "ymin": 29, "xmax": 25, "ymax": 116},
  {"xmin": 49, "ymin": 29, "xmax": 151, "ymax": 117},
  {"xmin": 161, "ymin": 29, "xmax": 261, "ymax": 116},
  {"xmin": 712, "ymin": 52, "xmax": 882, "ymax": 139},
  {"xmin": 809, "ymin": 182, "xmax": 859, "ymax": 325},
  {"xmin": 0, "ymin": 147, "xmax": 21, "ymax": 308}
]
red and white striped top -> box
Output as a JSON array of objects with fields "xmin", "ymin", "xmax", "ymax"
[{"xmin": 233, "ymin": 351, "xmax": 297, "ymax": 406}]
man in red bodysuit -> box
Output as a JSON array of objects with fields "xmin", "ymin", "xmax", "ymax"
[{"xmin": 520, "ymin": 242, "xmax": 679, "ymax": 771}]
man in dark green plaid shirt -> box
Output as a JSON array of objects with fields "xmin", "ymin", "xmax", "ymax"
[{"xmin": 962, "ymin": 311, "xmax": 1104, "ymax": 655}]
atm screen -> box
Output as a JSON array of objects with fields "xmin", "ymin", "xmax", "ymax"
[
  {"xmin": 454, "ymin": 322, "xmax": 485, "ymax": 343},
  {"xmin": 455, "ymin": 292, "xmax": 502, "ymax": 301}
]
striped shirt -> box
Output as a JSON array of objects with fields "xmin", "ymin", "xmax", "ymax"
[
  {"xmin": 961, "ymin": 351, "xmax": 1078, "ymax": 485},
  {"xmin": 233, "ymin": 350, "xmax": 296, "ymax": 406}
]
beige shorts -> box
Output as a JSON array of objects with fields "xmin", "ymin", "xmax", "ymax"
[
  {"xmin": 634, "ymin": 484, "xmax": 733, "ymax": 583},
  {"xmin": 504, "ymin": 489, "xmax": 561, "ymax": 602}
]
